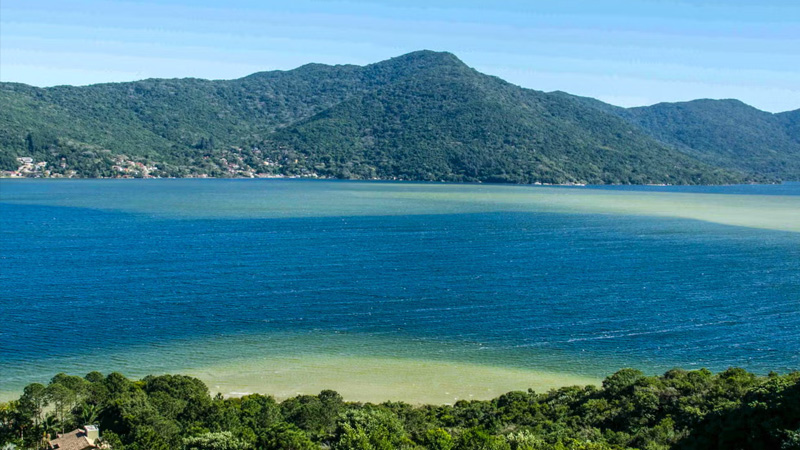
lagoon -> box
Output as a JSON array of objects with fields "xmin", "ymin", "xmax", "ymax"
[{"xmin": 1, "ymin": 180, "xmax": 799, "ymax": 402}]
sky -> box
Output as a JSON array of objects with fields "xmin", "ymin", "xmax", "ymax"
[{"xmin": 1, "ymin": 0, "xmax": 798, "ymax": 112}]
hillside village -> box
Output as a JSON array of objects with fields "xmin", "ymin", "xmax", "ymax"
[
  {"xmin": 1, "ymin": 156, "xmax": 162, "ymax": 179},
  {"xmin": 2, "ymin": 157, "xmax": 51, "ymax": 178},
  {"xmin": 0, "ymin": 151, "xmax": 311, "ymax": 179}
]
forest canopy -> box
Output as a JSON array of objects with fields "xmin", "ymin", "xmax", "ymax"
[{"xmin": 1, "ymin": 367, "xmax": 799, "ymax": 450}]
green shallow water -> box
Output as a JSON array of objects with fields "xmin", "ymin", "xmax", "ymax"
[
  {"xmin": 3, "ymin": 179, "xmax": 799, "ymax": 231},
  {"xmin": 0, "ymin": 331, "xmax": 601, "ymax": 403}
]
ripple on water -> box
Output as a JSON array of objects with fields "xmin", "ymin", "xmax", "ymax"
[{"xmin": 1, "ymin": 180, "xmax": 799, "ymax": 400}]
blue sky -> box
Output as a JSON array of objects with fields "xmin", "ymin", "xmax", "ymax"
[{"xmin": 1, "ymin": 0, "xmax": 798, "ymax": 112}]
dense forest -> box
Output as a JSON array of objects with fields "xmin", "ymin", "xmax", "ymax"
[
  {"xmin": 1, "ymin": 368, "xmax": 798, "ymax": 450},
  {"xmin": 1, "ymin": 51, "xmax": 797, "ymax": 184},
  {"xmin": 553, "ymin": 93, "xmax": 800, "ymax": 180}
]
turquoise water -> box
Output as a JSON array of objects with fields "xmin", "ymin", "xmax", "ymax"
[{"xmin": 1, "ymin": 180, "xmax": 799, "ymax": 400}]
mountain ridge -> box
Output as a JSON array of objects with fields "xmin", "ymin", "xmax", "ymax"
[
  {"xmin": 552, "ymin": 92, "xmax": 800, "ymax": 179},
  {"xmin": 1, "ymin": 50, "xmax": 796, "ymax": 183}
]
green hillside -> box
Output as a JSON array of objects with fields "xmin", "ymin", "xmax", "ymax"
[
  {"xmin": 624, "ymin": 100, "xmax": 800, "ymax": 179},
  {"xmin": 778, "ymin": 109, "xmax": 800, "ymax": 143},
  {"xmin": 0, "ymin": 51, "xmax": 791, "ymax": 184},
  {"xmin": 0, "ymin": 62, "xmax": 384, "ymax": 176},
  {"xmin": 554, "ymin": 92, "xmax": 800, "ymax": 180},
  {"xmin": 263, "ymin": 55, "xmax": 738, "ymax": 184}
]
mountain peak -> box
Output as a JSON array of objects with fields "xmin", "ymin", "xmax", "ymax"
[
  {"xmin": 372, "ymin": 50, "xmax": 467, "ymax": 70},
  {"xmin": 396, "ymin": 49, "xmax": 461, "ymax": 61},
  {"xmin": 646, "ymin": 98, "xmax": 754, "ymax": 112}
]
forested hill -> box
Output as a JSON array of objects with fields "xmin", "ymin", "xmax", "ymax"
[
  {"xmin": 778, "ymin": 109, "xmax": 800, "ymax": 143},
  {"xmin": 553, "ymin": 93, "xmax": 800, "ymax": 180},
  {"xmin": 624, "ymin": 100, "xmax": 800, "ymax": 180},
  {"xmin": 262, "ymin": 54, "xmax": 735, "ymax": 184},
  {"xmin": 0, "ymin": 50, "xmax": 795, "ymax": 184}
]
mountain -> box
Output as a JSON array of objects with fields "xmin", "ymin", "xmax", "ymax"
[
  {"xmin": 0, "ymin": 61, "xmax": 387, "ymax": 176},
  {"xmin": 263, "ymin": 53, "xmax": 738, "ymax": 184},
  {"xmin": 555, "ymin": 93, "xmax": 800, "ymax": 180},
  {"xmin": 0, "ymin": 50, "xmax": 793, "ymax": 184},
  {"xmin": 777, "ymin": 109, "xmax": 800, "ymax": 142}
]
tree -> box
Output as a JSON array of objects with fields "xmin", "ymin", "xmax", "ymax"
[
  {"xmin": 85, "ymin": 371, "xmax": 105, "ymax": 384},
  {"xmin": 77, "ymin": 402, "xmax": 100, "ymax": 426},
  {"xmin": 504, "ymin": 430, "xmax": 544, "ymax": 450},
  {"xmin": 40, "ymin": 414, "xmax": 60, "ymax": 448},
  {"xmin": 0, "ymin": 401, "xmax": 25, "ymax": 446},
  {"xmin": 182, "ymin": 431, "xmax": 252, "ymax": 450},
  {"xmin": 46, "ymin": 384, "xmax": 76, "ymax": 434},
  {"xmin": 331, "ymin": 408, "xmax": 413, "ymax": 450},
  {"xmin": 424, "ymin": 428, "xmax": 455, "ymax": 450},
  {"xmin": 26, "ymin": 132, "xmax": 36, "ymax": 153},
  {"xmin": 239, "ymin": 394, "xmax": 281, "ymax": 432},
  {"xmin": 281, "ymin": 392, "xmax": 342, "ymax": 438},
  {"xmin": 18, "ymin": 383, "xmax": 48, "ymax": 430},
  {"xmin": 455, "ymin": 428, "xmax": 510, "ymax": 450},
  {"xmin": 601, "ymin": 369, "xmax": 645, "ymax": 398},
  {"xmin": 104, "ymin": 372, "xmax": 134, "ymax": 397},
  {"xmin": 257, "ymin": 423, "xmax": 317, "ymax": 450}
]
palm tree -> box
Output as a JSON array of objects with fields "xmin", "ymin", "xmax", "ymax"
[
  {"xmin": 39, "ymin": 414, "xmax": 59, "ymax": 450},
  {"xmin": 79, "ymin": 402, "xmax": 100, "ymax": 426}
]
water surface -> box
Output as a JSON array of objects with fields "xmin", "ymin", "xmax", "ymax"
[{"xmin": 1, "ymin": 180, "xmax": 798, "ymax": 402}]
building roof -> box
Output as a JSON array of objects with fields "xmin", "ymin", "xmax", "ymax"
[{"xmin": 48, "ymin": 428, "xmax": 97, "ymax": 450}]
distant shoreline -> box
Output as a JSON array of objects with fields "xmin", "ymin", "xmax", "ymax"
[{"xmin": 1, "ymin": 173, "xmax": 793, "ymax": 188}]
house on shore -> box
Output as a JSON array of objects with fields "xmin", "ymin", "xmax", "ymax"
[{"xmin": 47, "ymin": 425, "xmax": 101, "ymax": 450}]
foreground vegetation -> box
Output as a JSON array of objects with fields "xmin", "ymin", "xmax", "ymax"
[{"xmin": 1, "ymin": 368, "xmax": 798, "ymax": 450}]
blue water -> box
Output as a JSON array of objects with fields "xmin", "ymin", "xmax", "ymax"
[{"xmin": 1, "ymin": 180, "xmax": 799, "ymax": 393}]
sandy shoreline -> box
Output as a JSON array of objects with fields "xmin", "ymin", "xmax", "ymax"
[
  {"xmin": 187, "ymin": 354, "xmax": 600, "ymax": 404},
  {"xmin": 0, "ymin": 331, "xmax": 604, "ymax": 404},
  {"xmin": 0, "ymin": 353, "xmax": 600, "ymax": 405}
]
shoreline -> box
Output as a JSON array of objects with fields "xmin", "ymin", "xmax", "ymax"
[
  {"xmin": 0, "ymin": 331, "xmax": 606, "ymax": 405},
  {"xmin": 0, "ymin": 354, "xmax": 601, "ymax": 405},
  {"xmin": 187, "ymin": 353, "xmax": 601, "ymax": 405},
  {"xmin": 2, "ymin": 174, "xmax": 792, "ymax": 188}
]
